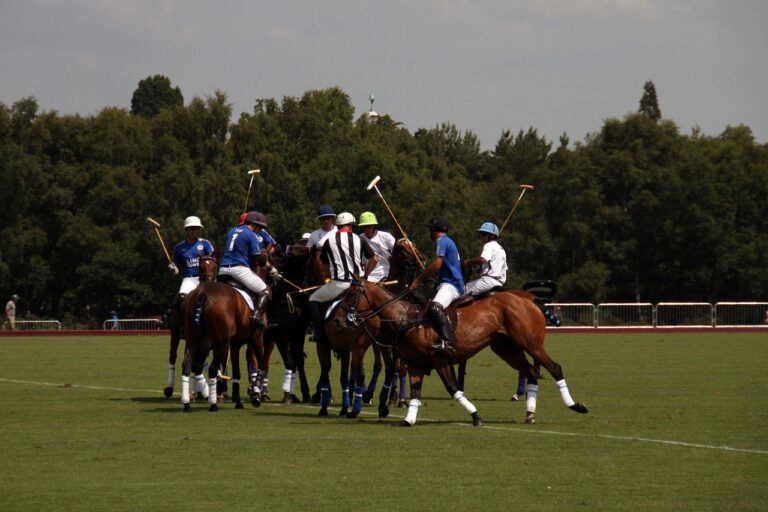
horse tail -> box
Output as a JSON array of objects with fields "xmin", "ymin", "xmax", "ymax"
[{"xmin": 193, "ymin": 293, "xmax": 206, "ymax": 331}]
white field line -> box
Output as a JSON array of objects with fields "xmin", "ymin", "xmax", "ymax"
[{"xmin": 2, "ymin": 377, "xmax": 766, "ymax": 456}]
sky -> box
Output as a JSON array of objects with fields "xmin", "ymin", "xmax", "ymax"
[{"xmin": 1, "ymin": 0, "xmax": 766, "ymax": 149}]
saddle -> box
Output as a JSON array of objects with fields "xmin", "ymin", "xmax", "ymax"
[
  {"xmin": 216, "ymin": 275, "xmax": 255, "ymax": 311},
  {"xmin": 438, "ymin": 286, "xmax": 505, "ymax": 333}
]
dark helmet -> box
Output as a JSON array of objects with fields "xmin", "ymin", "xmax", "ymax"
[
  {"xmin": 317, "ymin": 205, "xmax": 336, "ymax": 219},
  {"xmin": 245, "ymin": 211, "xmax": 268, "ymax": 228},
  {"xmin": 425, "ymin": 216, "xmax": 449, "ymax": 232}
]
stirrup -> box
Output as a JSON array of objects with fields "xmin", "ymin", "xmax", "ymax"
[{"xmin": 431, "ymin": 339, "xmax": 455, "ymax": 353}]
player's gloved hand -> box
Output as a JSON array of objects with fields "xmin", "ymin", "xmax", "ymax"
[
  {"xmin": 268, "ymin": 266, "xmax": 282, "ymax": 281},
  {"xmin": 168, "ymin": 263, "xmax": 179, "ymax": 275}
]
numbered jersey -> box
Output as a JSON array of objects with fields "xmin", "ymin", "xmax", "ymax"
[{"xmin": 220, "ymin": 226, "xmax": 260, "ymax": 267}]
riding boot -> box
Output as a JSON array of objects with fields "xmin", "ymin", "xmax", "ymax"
[
  {"xmin": 427, "ymin": 302, "xmax": 454, "ymax": 353},
  {"xmin": 308, "ymin": 300, "xmax": 327, "ymax": 344},
  {"xmin": 252, "ymin": 291, "xmax": 270, "ymax": 327}
]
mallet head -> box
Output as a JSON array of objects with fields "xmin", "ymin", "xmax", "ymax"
[
  {"xmin": 520, "ymin": 184, "xmax": 535, "ymax": 190},
  {"xmin": 146, "ymin": 217, "xmax": 161, "ymax": 228},
  {"xmin": 248, "ymin": 169, "xmax": 261, "ymax": 175},
  {"xmin": 366, "ymin": 175, "xmax": 381, "ymax": 191}
]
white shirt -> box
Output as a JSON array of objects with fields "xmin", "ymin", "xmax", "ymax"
[
  {"xmin": 5, "ymin": 300, "xmax": 16, "ymax": 318},
  {"xmin": 307, "ymin": 226, "xmax": 337, "ymax": 251},
  {"xmin": 479, "ymin": 240, "xmax": 507, "ymax": 283},
  {"xmin": 361, "ymin": 230, "xmax": 396, "ymax": 282}
]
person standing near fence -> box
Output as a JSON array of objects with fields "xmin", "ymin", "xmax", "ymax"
[{"xmin": 5, "ymin": 294, "xmax": 19, "ymax": 330}]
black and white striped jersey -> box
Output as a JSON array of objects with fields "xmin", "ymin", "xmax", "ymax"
[{"xmin": 320, "ymin": 230, "xmax": 375, "ymax": 281}]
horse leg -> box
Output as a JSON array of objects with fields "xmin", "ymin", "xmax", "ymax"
[
  {"xmin": 181, "ymin": 348, "xmax": 193, "ymax": 412},
  {"xmin": 208, "ymin": 342, "xmax": 230, "ymax": 412},
  {"xmin": 363, "ymin": 344, "xmax": 383, "ymax": 404},
  {"xmin": 457, "ymin": 361, "xmax": 467, "ymax": 392},
  {"xmin": 434, "ymin": 359, "xmax": 483, "ymax": 427},
  {"xmin": 316, "ymin": 341, "xmax": 333, "ymax": 416},
  {"xmin": 165, "ymin": 316, "xmax": 181, "ymax": 398},
  {"xmin": 229, "ymin": 344, "xmax": 244, "ymax": 409},
  {"xmin": 394, "ymin": 368, "xmax": 424, "ymax": 427},
  {"xmin": 524, "ymin": 342, "xmax": 588, "ymax": 415},
  {"xmin": 339, "ymin": 350, "xmax": 351, "ymax": 417},
  {"xmin": 348, "ymin": 343, "xmax": 369, "ymax": 419},
  {"xmin": 275, "ymin": 333, "xmax": 293, "ymax": 405},
  {"xmin": 490, "ymin": 339, "xmax": 539, "ymax": 423},
  {"xmin": 375, "ymin": 347, "xmax": 395, "ymax": 419}
]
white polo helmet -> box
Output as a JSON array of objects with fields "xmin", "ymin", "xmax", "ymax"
[
  {"xmin": 335, "ymin": 212, "xmax": 356, "ymax": 226},
  {"xmin": 184, "ymin": 216, "xmax": 203, "ymax": 229}
]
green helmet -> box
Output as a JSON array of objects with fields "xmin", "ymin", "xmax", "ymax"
[{"xmin": 358, "ymin": 211, "xmax": 378, "ymax": 226}]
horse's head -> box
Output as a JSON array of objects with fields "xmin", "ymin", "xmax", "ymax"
[
  {"xmin": 332, "ymin": 280, "xmax": 373, "ymax": 331},
  {"xmin": 389, "ymin": 238, "xmax": 426, "ymax": 288},
  {"xmin": 199, "ymin": 255, "xmax": 217, "ymax": 282}
]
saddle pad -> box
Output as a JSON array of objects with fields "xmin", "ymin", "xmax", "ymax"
[
  {"xmin": 325, "ymin": 298, "xmax": 343, "ymax": 320},
  {"xmin": 234, "ymin": 288, "xmax": 254, "ymax": 311}
]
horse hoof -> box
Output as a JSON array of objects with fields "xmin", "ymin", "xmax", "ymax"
[
  {"xmin": 362, "ymin": 390, "xmax": 374, "ymax": 404},
  {"xmin": 209, "ymin": 404, "xmax": 218, "ymax": 412},
  {"xmin": 511, "ymin": 394, "xmax": 519, "ymax": 401},
  {"xmin": 339, "ymin": 408, "xmax": 349, "ymax": 417},
  {"xmin": 378, "ymin": 406, "xmax": 390, "ymax": 419},
  {"xmin": 291, "ymin": 395, "xmax": 302, "ymax": 404},
  {"xmin": 346, "ymin": 411, "xmax": 359, "ymax": 419},
  {"xmin": 391, "ymin": 420, "xmax": 412, "ymax": 427},
  {"xmin": 183, "ymin": 403, "xmax": 191, "ymax": 413},
  {"xmin": 280, "ymin": 395, "xmax": 293, "ymax": 405},
  {"xmin": 235, "ymin": 401, "xmax": 244, "ymax": 409},
  {"xmin": 473, "ymin": 416, "xmax": 484, "ymax": 427},
  {"xmin": 319, "ymin": 408, "xmax": 328, "ymax": 417},
  {"xmin": 163, "ymin": 387, "xmax": 173, "ymax": 398},
  {"xmin": 251, "ymin": 397, "xmax": 261, "ymax": 408},
  {"xmin": 262, "ymin": 394, "xmax": 271, "ymax": 403},
  {"xmin": 570, "ymin": 403, "xmax": 589, "ymax": 414},
  {"xmin": 397, "ymin": 399, "xmax": 408, "ymax": 408},
  {"xmin": 525, "ymin": 413, "xmax": 536, "ymax": 424}
]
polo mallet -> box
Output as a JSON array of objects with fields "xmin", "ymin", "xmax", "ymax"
[
  {"xmin": 243, "ymin": 169, "xmax": 261, "ymax": 212},
  {"xmin": 498, "ymin": 184, "xmax": 535, "ymax": 235},
  {"xmin": 366, "ymin": 175, "xmax": 425, "ymax": 269},
  {"xmin": 146, "ymin": 217, "xmax": 172, "ymax": 263}
]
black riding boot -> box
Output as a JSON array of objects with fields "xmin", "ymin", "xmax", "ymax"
[
  {"xmin": 253, "ymin": 291, "xmax": 270, "ymax": 327},
  {"xmin": 427, "ymin": 302, "xmax": 454, "ymax": 353},
  {"xmin": 308, "ymin": 300, "xmax": 327, "ymax": 344}
]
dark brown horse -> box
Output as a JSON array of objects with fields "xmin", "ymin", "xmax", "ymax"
[
  {"xmin": 163, "ymin": 255, "xmax": 217, "ymax": 398},
  {"xmin": 180, "ymin": 275, "xmax": 268, "ymax": 411},
  {"xmin": 335, "ymin": 281, "xmax": 588, "ymax": 426},
  {"xmin": 319, "ymin": 238, "xmax": 425, "ymax": 418}
]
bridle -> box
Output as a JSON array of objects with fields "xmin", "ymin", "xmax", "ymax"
[{"xmin": 338, "ymin": 280, "xmax": 415, "ymax": 347}]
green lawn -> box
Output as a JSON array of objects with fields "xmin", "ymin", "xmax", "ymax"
[{"xmin": 0, "ymin": 332, "xmax": 766, "ymax": 511}]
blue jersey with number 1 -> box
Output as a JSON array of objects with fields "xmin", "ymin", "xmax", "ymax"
[{"xmin": 220, "ymin": 226, "xmax": 260, "ymax": 267}]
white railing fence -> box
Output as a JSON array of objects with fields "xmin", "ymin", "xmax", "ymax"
[
  {"xmin": 546, "ymin": 302, "xmax": 768, "ymax": 328},
  {"xmin": 101, "ymin": 318, "xmax": 164, "ymax": 331},
  {"xmin": 2, "ymin": 320, "xmax": 62, "ymax": 331}
]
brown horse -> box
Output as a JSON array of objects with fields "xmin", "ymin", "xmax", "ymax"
[
  {"xmin": 180, "ymin": 275, "xmax": 268, "ymax": 412},
  {"xmin": 163, "ymin": 255, "xmax": 217, "ymax": 398},
  {"xmin": 335, "ymin": 281, "xmax": 588, "ymax": 426},
  {"xmin": 319, "ymin": 238, "xmax": 425, "ymax": 418}
]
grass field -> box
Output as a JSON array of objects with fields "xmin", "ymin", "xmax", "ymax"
[{"xmin": 1, "ymin": 332, "xmax": 766, "ymax": 512}]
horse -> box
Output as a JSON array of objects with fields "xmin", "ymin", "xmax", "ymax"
[
  {"xmin": 318, "ymin": 238, "xmax": 425, "ymax": 419},
  {"xmin": 260, "ymin": 244, "xmax": 313, "ymax": 404},
  {"xmin": 180, "ymin": 268, "xmax": 269, "ymax": 411},
  {"xmin": 334, "ymin": 281, "xmax": 588, "ymax": 426},
  {"xmin": 163, "ymin": 255, "xmax": 217, "ymax": 399}
]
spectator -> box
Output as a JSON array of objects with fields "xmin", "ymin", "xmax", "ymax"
[
  {"xmin": 110, "ymin": 310, "xmax": 119, "ymax": 331},
  {"xmin": 5, "ymin": 294, "xmax": 19, "ymax": 330}
]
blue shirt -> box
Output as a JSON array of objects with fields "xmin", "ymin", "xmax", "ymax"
[
  {"xmin": 220, "ymin": 226, "xmax": 262, "ymax": 267},
  {"xmin": 172, "ymin": 238, "xmax": 215, "ymax": 277},
  {"xmin": 434, "ymin": 234, "xmax": 464, "ymax": 294},
  {"xmin": 253, "ymin": 229, "xmax": 276, "ymax": 252}
]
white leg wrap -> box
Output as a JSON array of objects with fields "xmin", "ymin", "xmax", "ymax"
[
  {"xmin": 452, "ymin": 391, "xmax": 477, "ymax": 415},
  {"xmin": 282, "ymin": 369, "xmax": 292, "ymax": 393},
  {"xmin": 194, "ymin": 374, "xmax": 209, "ymax": 398},
  {"xmin": 404, "ymin": 399, "xmax": 421, "ymax": 425},
  {"xmin": 250, "ymin": 372, "xmax": 260, "ymax": 393},
  {"xmin": 208, "ymin": 378, "xmax": 217, "ymax": 405},
  {"xmin": 290, "ymin": 371, "xmax": 297, "ymax": 394},
  {"xmin": 526, "ymin": 383, "xmax": 538, "ymax": 413},
  {"xmin": 181, "ymin": 375, "xmax": 190, "ymax": 404},
  {"xmin": 555, "ymin": 379, "xmax": 576, "ymax": 407},
  {"xmin": 167, "ymin": 364, "xmax": 176, "ymax": 387}
]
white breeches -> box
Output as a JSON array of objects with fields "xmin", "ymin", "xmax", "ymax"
[
  {"xmin": 218, "ymin": 266, "xmax": 267, "ymax": 294},
  {"xmin": 433, "ymin": 283, "xmax": 462, "ymax": 309},
  {"xmin": 309, "ymin": 280, "xmax": 351, "ymax": 303},
  {"xmin": 465, "ymin": 276, "xmax": 503, "ymax": 296},
  {"xmin": 178, "ymin": 276, "xmax": 200, "ymax": 295}
]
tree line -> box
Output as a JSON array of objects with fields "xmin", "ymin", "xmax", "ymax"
[{"xmin": 1, "ymin": 76, "xmax": 766, "ymax": 327}]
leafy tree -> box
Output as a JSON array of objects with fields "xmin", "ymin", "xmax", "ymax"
[
  {"xmin": 638, "ymin": 80, "xmax": 662, "ymax": 121},
  {"xmin": 130, "ymin": 75, "xmax": 183, "ymax": 117}
]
